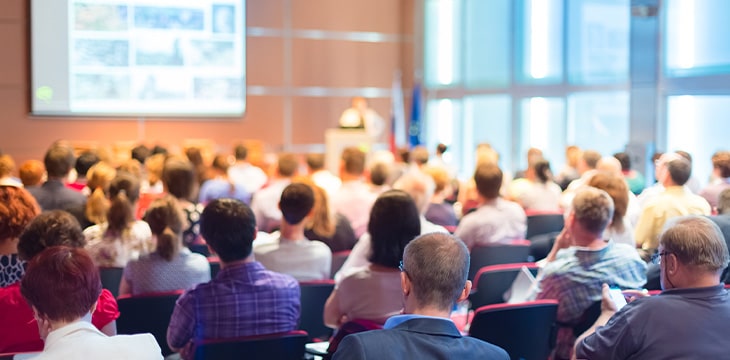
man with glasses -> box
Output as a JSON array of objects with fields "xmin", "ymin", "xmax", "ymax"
[{"xmin": 575, "ymin": 216, "xmax": 730, "ymax": 359}]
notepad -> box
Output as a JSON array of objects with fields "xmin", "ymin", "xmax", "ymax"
[{"xmin": 503, "ymin": 266, "xmax": 540, "ymax": 303}]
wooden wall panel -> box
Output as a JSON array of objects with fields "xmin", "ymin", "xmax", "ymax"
[{"xmin": 291, "ymin": 0, "xmax": 404, "ymax": 33}]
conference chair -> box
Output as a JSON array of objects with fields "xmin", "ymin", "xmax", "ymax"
[
  {"xmin": 330, "ymin": 250, "xmax": 351, "ymax": 279},
  {"xmin": 469, "ymin": 262, "xmax": 539, "ymax": 310},
  {"xmin": 468, "ymin": 240, "xmax": 531, "ymax": 280},
  {"xmin": 193, "ymin": 330, "xmax": 308, "ymax": 360},
  {"xmin": 299, "ymin": 280, "xmax": 336, "ymax": 342},
  {"xmin": 326, "ymin": 319, "xmax": 382, "ymax": 359},
  {"xmin": 116, "ymin": 290, "xmax": 184, "ymax": 356},
  {"xmin": 470, "ymin": 300, "xmax": 558, "ymax": 360},
  {"xmin": 525, "ymin": 211, "xmax": 564, "ymax": 239},
  {"xmin": 98, "ymin": 266, "xmax": 124, "ymax": 298},
  {"xmin": 208, "ymin": 256, "xmax": 221, "ymax": 278}
]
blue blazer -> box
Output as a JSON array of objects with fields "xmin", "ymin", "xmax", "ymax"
[{"xmin": 332, "ymin": 317, "xmax": 509, "ymax": 360}]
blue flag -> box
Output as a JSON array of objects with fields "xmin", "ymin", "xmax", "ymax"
[{"xmin": 409, "ymin": 83, "xmax": 422, "ymax": 147}]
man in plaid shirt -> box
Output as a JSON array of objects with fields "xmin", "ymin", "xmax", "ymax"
[
  {"xmin": 536, "ymin": 187, "xmax": 646, "ymax": 360},
  {"xmin": 167, "ymin": 198, "xmax": 301, "ymax": 359}
]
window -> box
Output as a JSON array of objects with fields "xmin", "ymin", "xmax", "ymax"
[
  {"xmin": 567, "ymin": 92, "xmax": 629, "ymax": 156},
  {"xmin": 519, "ymin": 97, "xmax": 566, "ymax": 171},
  {"xmin": 424, "ymin": 0, "xmax": 461, "ymax": 87},
  {"xmin": 463, "ymin": 0, "xmax": 511, "ymax": 88},
  {"xmin": 518, "ymin": 0, "xmax": 564, "ymax": 83}
]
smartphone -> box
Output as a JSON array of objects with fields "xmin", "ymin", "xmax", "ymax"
[{"xmin": 609, "ymin": 287, "xmax": 627, "ymax": 310}]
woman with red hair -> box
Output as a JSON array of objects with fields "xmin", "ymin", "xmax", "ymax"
[{"xmin": 0, "ymin": 185, "xmax": 40, "ymax": 287}]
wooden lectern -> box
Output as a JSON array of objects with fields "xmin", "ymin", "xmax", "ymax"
[{"xmin": 325, "ymin": 128, "xmax": 372, "ymax": 174}]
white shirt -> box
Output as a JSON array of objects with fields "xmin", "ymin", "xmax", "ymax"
[
  {"xmin": 331, "ymin": 180, "xmax": 378, "ymax": 238},
  {"xmin": 250, "ymin": 179, "xmax": 291, "ymax": 233},
  {"xmin": 311, "ymin": 170, "xmax": 342, "ymax": 199},
  {"xmin": 228, "ymin": 162, "xmax": 268, "ymax": 194},
  {"xmin": 339, "ymin": 108, "xmax": 385, "ymax": 140},
  {"xmin": 254, "ymin": 236, "xmax": 332, "ymax": 281}
]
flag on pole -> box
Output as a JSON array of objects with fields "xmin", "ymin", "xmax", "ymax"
[
  {"xmin": 389, "ymin": 71, "xmax": 406, "ymax": 155},
  {"xmin": 408, "ymin": 82, "xmax": 422, "ymax": 147}
]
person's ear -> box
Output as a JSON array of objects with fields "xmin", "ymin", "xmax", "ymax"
[
  {"xmin": 665, "ymin": 253, "xmax": 679, "ymax": 275},
  {"xmin": 456, "ymin": 280, "xmax": 472, "ymax": 303},
  {"xmin": 401, "ymin": 272, "xmax": 411, "ymax": 296},
  {"xmin": 90, "ymin": 300, "xmax": 98, "ymax": 314}
]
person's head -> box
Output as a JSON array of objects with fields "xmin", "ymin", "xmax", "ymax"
[
  {"xmin": 613, "ymin": 152, "xmax": 631, "ymax": 172},
  {"xmin": 587, "ymin": 172, "xmax": 628, "ymax": 233},
  {"xmin": 401, "ymin": 233, "xmax": 471, "ymax": 312},
  {"xmin": 367, "ymin": 190, "xmax": 421, "ymax": 268},
  {"xmin": 718, "ymin": 188, "xmax": 730, "ymax": 215},
  {"xmin": 565, "ymin": 145, "xmax": 582, "ymax": 167},
  {"xmin": 277, "ymin": 153, "xmax": 299, "ymax": 178},
  {"xmin": 569, "ymin": 187, "xmax": 614, "ymax": 241},
  {"xmin": 422, "ymin": 166, "xmax": 451, "ymax": 195},
  {"xmin": 596, "ymin": 156, "xmax": 623, "ymax": 177},
  {"xmin": 162, "ymin": 157, "xmax": 196, "ymax": 201},
  {"xmin": 144, "ymin": 195, "xmax": 185, "ymax": 262},
  {"xmin": 340, "ymin": 147, "xmax": 366, "ymax": 176},
  {"xmin": 0, "ymin": 154, "xmax": 16, "ymax": 179},
  {"xmin": 436, "ymin": 143, "xmax": 448, "ymax": 156},
  {"xmin": 394, "ymin": 171, "xmax": 436, "ymax": 214},
  {"xmin": 410, "ymin": 146, "xmax": 429, "ymax": 166},
  {"xmin": 305, "ymin": 153, "xmax": 326, "ymax": 172},
  {"xmin": 21, "ymin": 246, "xmax": 101, "ymax": 323},
  {"xmin": 475, "ymin": 144, "xmax": 499, "ymax": 166},
  {"xmin": 303, "ymin": 181, "xmax": 335, "ymax": 237},
  {"xmin": 578, "ymin": 150, "xmax": 602, "ymax": 174},
  {"xmin": 0, "ymin": 186, "xmax": 40, "ymax": 243},
  {"xmin": 279, "ymin": 183, "xmax": 315, "ymax": 225},
  {"xmin": 184, "ymin": 147, "xmax": 204, "ymax": 167},
  {"xmin": 233, "ymin": 144, "xmax": 249, "ymax": 161},
  {"xmin": 106, "ymin": 172, "xmax": 140, "ymax": 234},
  {"xmin": 85, "ymin": 162, "xmax": 117, "ymax": 225},
  {"xmin": 200, "ymin": 198, "xmax": 257, "ymax": 263},
  {"xmin": 151, "ymin": 145, "xmax": 168, "ymax": 156},
  {"xmin": 351, "ymin": 96, "xmax": 368, "ymax": 111},
  {"xmin": 211, "ymin": 154, "xmax": 231, "ymax": 174},
  {"xmin": 117, "ymin": 159, "xmax": 142, "ymax": 180},
  {"xmin": 658, "ymin": 216, "xmax": 730, "ymax": 290},
  {"xmin": 19, "ymin": 160, "xmax": 45, "ymax": 187},
  {"xmin": 18, "ymin": 210, "xmax": 85, "ymax": 261},
  {"xmin": 473, "ymin": 163, "xmax": 503, "ymax": 200},
  {"xmin": 526, "ymin": 147, "xmax": 543, "ymax": 167},
  {"xmin": 43, "ymin": 144, "xmax": 76, "ymax": 179},
  {"xmin": 368, "ymin": 162, "xmax": 390, "ymax": 187},
  {"xmin": 144, "ymin": 153, "xmax": 166, "ymax": 186},
  {"xmin": 131, "ymin": 145, "xmax": 151, "ymax": 165},
  {"xmin": 530, "ymin": 159, "xmax": 553, "ymax": 184},
  {"xmin": 663, "ymin": 156, "xmax": 692, "ymax": 186},
  {"xmin": 711, "ymin": 151, "xmax": 730, "ymax": 178},
  {"xmin": 74, "ymin": 151, "xmax": 100, "ymax": 180}
]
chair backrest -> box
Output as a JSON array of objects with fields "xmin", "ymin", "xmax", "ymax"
[
  {"xmin": 468, "ymin": 241, "xmax": 531, "ymax": 280},
  {"xmin": 470, "ymin": 300, "xmax": 558, "ymax": 360},
  {"xmin": 98, "ymin": 267, "xmax": 124, "ymax": 298},
  {"xmin": 299, "ymin": 280, "xmax": 335, "ymax": 342},
  {"xmin": 470, "ymin": 262, "xmax": 539, "ymax": 309},
  {"xmin": 194, "ymin": 330, "xmax": 308, "ymax": 360},
  {"xmin": 208, "ymin": 257, "xmax": 221, "ymax": 278},
  {"xmin": 330, "ymin": 250, "xmax": 351, "ymax": 279},
  {"xmin": 526, "ymin": 213, "xmax": 564, "ymax": 239},
  {"xmin": 116, "ymin": 290, "xmax": 184, "ymax": 356}
]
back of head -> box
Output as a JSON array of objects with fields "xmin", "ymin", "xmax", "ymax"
[
  {"xmin": 571, "ymin": 187, "xmax": 614, "ymax": 236},
  {"xmin": 367, "ymin": 190, "xmax": 421, "ymax": 268},
  {"xmin": 74, "ymin": 151, "xmax": 100, "ymax": 179},
  {"xmin": 163, "ymin": 157, "xmax": 196, "ymax": 201},
  {"xmin": 304, "ymin": 182, "xmax": 335, "ymax": 237},
  {"xmin": 403, "ymin": 233, "xmax": 469, "ymax": 311},
  {"xmin": 532, "ymin": 159, "xmax": 553, "ymax": 184},
  {"xmin": 279, "ymin": 183, "xmax": 315, "ymax": 225},
  {"xmin": 185, "ymin": 147, "xmax": 205, "ymax": 167},
  {"xmin": 422, "ymin": 165, "xmax": 450, "ymax": 193},
  {"xmin": 131, "ymin": 145, "xmax": 151, "ymax": 164},
  {"xmin": 0, "ymin": 154, "xmax": 16, "ymax": 178},
  {"xmin": 152, "ymin": 145, "xmax": 168, "ymax": 156},
  {"xmin": 21, "ymin": 246, "xmax": 101, "ymax": 323},
  {"xmin": 566, "ymin": 145, "xmax": 582, "ymax": 167},
  {"xmin": 712, "ymin": 151, "xmax": 730, "ymax": 178},
  {"xmin": 582, "ymin": 150, "xmax": 602, "ymax": 170},
  {"xmin": 44, "ymin": 144, "xmax": 76, "ymax": 179},
  {"xmin": 306, "ymin": 153, "xmax": 325, "ymax": 172},
  {"xmin": 660, "ymin": 216, "xmax": 729, "ymax": 274},
  {"xmin": 718, "ymin": 188, "xmax": 730, "ymax": 215},
  {"xmin": 144, "ymin": 196, "xmax": 185, "ymax": 261},
  {"xmin": 0, "ymin": 186, "xmax": 40, "ymax": 241},
  {"xmin": 587, "ymin": 172, "xmax": 628, "ymax": 231},
  {"xmin": 597, "ymin": 156, "xmax": 622, "ymax": 177},
  {"xmin": 369, "ymin": 162, "xmax": 390, "ymax": 186},
  {"xmin": 85, "ymin": 162, "xmax": 117, "ymax": 225},
  {"xmin": 19, "ymin": 160, "xmax": 45, "ymax": 187},
  {"xmin": 613, "ymin": 152, "xmax": 631, "ymax": 172},
  {"xmin": 233, "ymin": 144, "xmax": 248, "ymax": 161},
  {"xmin": 410, "ymin": 146, "xmax": 429, "ymax": 166},
  {"xmin": 277, "ymin": 153, "xmax": 299, "ymax": 177},
  {"xmin": 394, "ymin": 171, "xmax": 436, "ymax": 214},
  {"xmin": 117, "ymin": 159, "xmax": 142, "ymax": 180},
  {"xmin": 107, "ymin": 172, "xmax": 140, "ymax": 233},
  {"xmin": 144, "ymin": 153, "xmax": 166, "ymax": 185},
  {"xmin": 211, "ymin": 154, "xmax": 230, "ymax": 173},
  {"xmin": 676, "ymin": 150, "xmax": 693, "ymax": 164},
  {"xmin": 18, "ymin": 210, "xmax": 85, "ymax": 260},
  {"xmin": 665, "ymin": 157, "xmax": 692, "ymax": 186},
  {"xmin": 200, "ymin": 198, "xmax": 256, "ymax": 263},
  {"xmin": 341, "ymin": 147, "xmax": 366, "ymax": 176},
  {"xmin": 436, "ymin": 143, "xmax": 448, "ymax": 156},
  {"xmin": 474, "ymin": 163, "xmax": 503, "ymax": 200}
]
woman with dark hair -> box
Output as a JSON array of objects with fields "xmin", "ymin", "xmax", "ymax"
[
  {"xmin": 20, "ymin": 246, "xmax": 162, "ymax": 359},
  {"xmin": 0, "ymin": 211, "xmax": 120, "ymax": 353},
  {"xmin": 324, "ymin": 190, "xmax": 421, "ymax": 328},
  {"xmin": 162, "ymin": 157, "xmax": 205, "ymax": 246},
  {"xmin": 0, "ymin": 186, "xmax": 40, "ymax": 287},
  {"xmin": 301, "ymin": 179, "xmax": 357, "ymax": 252},
  {"xmin": 119, "ymin": 196, "xmax": 210, "ymax": 296},
  {"xmin": 508, "ymin": 159, "xmax": 562, "ymax": 212},
  {"xmin": 84, "ymin": 172, "xmax": 153, "ymax": 267}
]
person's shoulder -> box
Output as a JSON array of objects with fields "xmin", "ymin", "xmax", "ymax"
[
  {"xmin": 105, "ymin": 332, "xmax": 162, "ymax": 358},
  {"xmin": 461, "ymin": 336, "xmax": 511, "ymax": 359}
]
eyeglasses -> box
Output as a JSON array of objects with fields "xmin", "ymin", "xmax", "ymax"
[
  {"xmin": 651, "ymin": 251, "xmax": 672, "ymax": 265},
  {"xmin": 399, "ymin": 260, "xmax": 405, "ymax": 273}
]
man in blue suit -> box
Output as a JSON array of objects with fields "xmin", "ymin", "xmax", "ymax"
[{"xmin": 332, "ymin": 233, "xmax": 509, "ymax": 360}]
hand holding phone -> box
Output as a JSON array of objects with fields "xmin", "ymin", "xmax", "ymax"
[{"xmin": 608, "ymin": 287, "xmax": 627, "ymax": 310}]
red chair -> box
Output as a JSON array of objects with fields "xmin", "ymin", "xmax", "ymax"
[
  {"xmin": 470, "ymin": 262, "xmax": 539, "ymax": 309},
  {"xmin": 193, "ymin": 330, "xmax": 308, "ymax": 360},
  {"xmin": 468, "ymin": 240, "xmax": 531, "ymax": 280},
  {"xmin": 525, "ymin": 211, "xmax": 564, "ymax": 239},
  {"xmin": 330, "ymin": 250, "xmax": 351, "ymax": 279},
  {"xmin": 470, "ymin": 300, "xmax": 558, "ymax": 360},
  {"xmin": 299, "ymin": 280, "xmax": 335, "ymax": 342},
  {"xmin": 116, "ymin": 290, "xmax": 184, "ymax": 356}
]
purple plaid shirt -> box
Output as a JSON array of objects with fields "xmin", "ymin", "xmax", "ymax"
[{"xmin": 167, "ymin": 261, "xmax": 300, "ymax": 355}]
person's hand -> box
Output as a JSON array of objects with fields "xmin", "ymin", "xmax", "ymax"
[
  {"xmin": 600, "ymin": 283, "xmax": 618, "ymax": 314},
  {"xmin": 554, "ymin": 227, "xmax": 573, "ymax": 250},
  {"xmin": 622, "ymin": 289, "xmax": 650, "ymax": 303}
]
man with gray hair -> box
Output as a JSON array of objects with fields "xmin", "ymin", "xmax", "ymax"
[
  {"xmin": 333, "ymin": 233, "xmax": 509, "ymax": 359},
  {"xmin": 537, "ymin": 187, "xmax": 646, "ymax": 360},
  {"xmin": 575, "ymin": 216, "xmax": 730, "ymax": 359}
]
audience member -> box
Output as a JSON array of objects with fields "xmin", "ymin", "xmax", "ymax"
[
  {"xmin": 254, "ymin": 183, "xmax": 332, "ymax": 281},
  {"xmin": 0, "ymin": 211, "xmax": 119, "ymax": 353},
  {"xmin": 131, "ymin": 144, "xmax": 152, "ymax": 165},
  {"xmin": 325, "ymin": 190, "xmax": 420, "ymax": 328},
  {"xmin": 556, "ymin": 145, "xmax": 582, "ymax": 190},
  {"xmin": 333, "ymin": 233, "xmax": 509, "ymax": 360},
  {"xmin": 0, "ymin": 186, "xmax": 40, "ymax": 287},
  {"xmin": 251, "ymin": 152, "xmax": 299, "ymax": 232},
  {"xmin": 409, "ymin": 146, "xmax": 430, "ymax": 169},
  {"xmin": 508, "ymin": 158, "xmax": 562, "ymax": 212},
  {"xmin": 422, "ymin": 165, "xmax": 458, "ymax": 228},
  {"xmin": 162, "ymin": 157, "xmax": 204, "ymax": 246},
  {"xmin": 700, "ymin": 150, "xmax": 730, "ymax": 210},
  {"xmin": 560, "ymin": 149, "xmax": 602, "ymax": 209},
  {"xmin": 302, "ymin": 181, "xmax": 357, "ymax": 253},
  {"xmin": 136, "ymin": 153, "xmax": 166, "ymax": 219},
  {"xmin": 84, "ymin": 173, "xmax": 153, "ymax": 267},
  {"xmin": 614, "ymin": 152, "xmax": 645, "ymax": 195},
  {"xmin": 367, "ymin": 161, "xmax": 391, "ymax": 195},
  {"xmin": 536, "ymin": 187, "xmax": 646, "ymax": 360},
  {"xmin": 514, "ymin": 147, "xmax": 543, "ymax": 179},
  {"xmin": 74, "ymin": 162, "xmax": 117, "ymax": 229},
  {"xmin": 331, "ymin": 147, "xmax": 378, "ymax": 238},
  {"xmin": 306, "ymin": 152, "xmax": 341, "ymax": 197},
  {"xmin": 455, "ymin": 163, "xmax": 526, "ymax": 249},
  {"xmin": 676, "ymin": 150, "xmax": 702, "ymax": 194},
  {"xmin": 167, "ymin": 198, "xmax": 300, "ymax": 360},
  {"xmin": 20, "ymin": 246, "xmax": 162, "ymax": 359},
  {"xmin": 227, "ymin": 143, "xmax": 268, "ymax": 194},
  {"xmin": 27, "ymin": 144, "xmax": 87, "ymax": 211},
  {"xmin": 0, "ymin": 154, "xmax": 21, "ymax": 187},
  {"xmin": 18, "ymin": 160, "xmax": 45, "ymax": 188},
  {"xmin": 184, "ymin": 147, "xmax": 210, "ymax": 189},
  {"xmin": 198, "ymin": 154, "xmax": 251, "ymax": 205},
  {"xmin": 67, "ymin": 151, "xmax": 100, "ymax": 193},
  {"xmin": 587, "ymin": 172, "xmax": 634, "ymax": 247},
  {"xmin": 575, "ymin": 216, "xmax": 730, "ymax": 359},
  {"xmin": 120, "ymin": 196, "xmax": 210, "ymax": 296}
]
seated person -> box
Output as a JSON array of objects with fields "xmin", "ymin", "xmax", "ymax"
[
  {"xmin": 198, "ymin": 154, "xmax": 251, "ymax": 205},
  {"xmin": 0, "ymin": 211, "xmax": 119, "ymax": 353},
  {"xmin": 20, "ymin": 246, "xmax": 162, "ymax": 359},
  {"xmin": 0, "ymin": 185, "xmax": 40, "ymax": 287},
  {"xmin": 333, "ymin": 233, "xmax": 509, "ymax": 359},
  {"xmin": 302, "ymin": 181, "xmax": 357, "ymax": 253},
  {"xmin": 254, "ymin": 183, "xmax": 332, "ymax": 281},
  {"xmin": 324, "ymin": 190, "xmax": 421, "ymax": 328},
  {"xmin": 120, "ymin": 196, "xmax": 211, "ymax": 296},
  {"xmin": 167, "ymin": 198, "xmax": 300, "ymax": 360}
]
